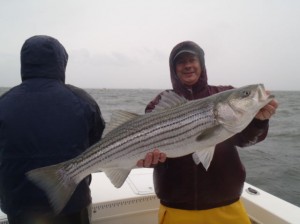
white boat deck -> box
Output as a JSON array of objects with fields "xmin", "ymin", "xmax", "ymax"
[
  {"xmin": 1, "ymin": 168, "xmax": 300, "ymax": 224},
  {"xmin": 242, "ymin": 182, "xmax": 300, "ymax": 224}
]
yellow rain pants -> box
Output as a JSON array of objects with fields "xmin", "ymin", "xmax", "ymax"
[{"xmin": 158, "ymin": 199, "xmax": 251, "ymax": 224}]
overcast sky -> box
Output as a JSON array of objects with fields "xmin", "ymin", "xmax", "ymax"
[{"xmin": 0, "ymin": 0, "xmax": 299, "ymax": 90}]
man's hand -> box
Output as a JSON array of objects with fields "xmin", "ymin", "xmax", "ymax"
[
  {"xmin": 255, "ymin": 98, "xmax": 278, "ymax": 120},
  {"xmin": 137, "ymin": 149, "xmax": 167, "ymax": 168}
]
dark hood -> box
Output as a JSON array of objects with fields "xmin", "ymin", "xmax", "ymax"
[
  {"xmin": 21, "ymin": 35, "xmax": 68, "ymax": 82},
  {"xmin": 169, "ymin": 41, "xmax": 208, "ymax": 99}
]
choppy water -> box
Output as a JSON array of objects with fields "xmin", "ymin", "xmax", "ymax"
[{"xmin": 1, "ymin": 87, "xmax": 299, "ymax": 207}]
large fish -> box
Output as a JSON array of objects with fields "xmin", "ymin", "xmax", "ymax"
[{"xmin": 26, "ymin": 84, "xmax": 274, "ymax": 214}]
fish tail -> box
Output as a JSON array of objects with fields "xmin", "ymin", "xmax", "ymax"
[{"xmin": 26, "ymin": 163, "xmax": 78, "ymax": 214}]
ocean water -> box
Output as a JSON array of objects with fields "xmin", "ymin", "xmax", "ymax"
[{"xmin": 1, "ymin": 87, "xmax": 299, "ymax": 207}]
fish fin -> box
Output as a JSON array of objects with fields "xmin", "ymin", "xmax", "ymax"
[
  {"xmin": 192, "ymin": 147, "xmax": 215, "ymax": 170},
  {"xmin": 103, "ymin": 110, "xmax": 139, "ymax": 136},
  {"xmin": 153, "ymin": 90, "xmax": 188, "ymax": 112},
  {"xmin": 26, "ymin": 163, "xmax": 79, "ymax": 214},
  {"xmin": 196, "ymin": 125, "xmax": 221, "ymax": 142},
  {"xmin": 104, "ymin": 168, "xmax": 132, "ymax": 188}
]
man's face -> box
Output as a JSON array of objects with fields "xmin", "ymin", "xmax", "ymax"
[{"xmin": 175, "ymin": 53, "xmax": 202, "ymax": 86}]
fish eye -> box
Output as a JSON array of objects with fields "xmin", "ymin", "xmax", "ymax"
[{"xmin": 242, "ymin": 90, "xmax": 251, "ymax": 97}]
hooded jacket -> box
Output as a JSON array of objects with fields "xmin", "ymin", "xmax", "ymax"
[
  {"xmin": 146, "ymin": 41, "xmax": 269, "ymax": 210},
  {"xmin": 0, "ymin": 35, "xmax": 105, "ymax": 215}
]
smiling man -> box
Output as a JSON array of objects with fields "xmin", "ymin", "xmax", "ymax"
[{"xmin": 139, "ymin": 40, "xmax": 278, "ymax": 224}]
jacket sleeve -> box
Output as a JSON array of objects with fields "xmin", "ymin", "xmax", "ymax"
[
  {"xmin": 78, "ymin": 91, "xmax": 105, "ymax": 146},
  {"xmin": 232, "ymin": 118, "xmax": 269, "ymax": 147},
  {"xmin": 66, "ymin": 84, "xmax": 105, "ymax": 146},
  {"xmin": 89, "ymin": 104, "xmax": 105, "ymax": 146}
]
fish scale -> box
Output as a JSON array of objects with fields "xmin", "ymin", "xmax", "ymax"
[
  {"xmin": 63, "ymin": 105, "xmax": 215, "ymax": 184},
  {"xmin": 69, "ymin": 101, "xmax": 216, "ymax": 176}
]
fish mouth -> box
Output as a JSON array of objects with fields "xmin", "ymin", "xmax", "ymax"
[{"xmin": 258, "ymin": 84, "xmax": 275, "ymax": 103}]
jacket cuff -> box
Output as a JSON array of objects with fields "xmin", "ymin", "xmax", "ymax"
[{"xmin": 252, "ymin": 118, "xmax": 269, "ymax": 129}]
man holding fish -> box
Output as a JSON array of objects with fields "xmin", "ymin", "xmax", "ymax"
[{"xmin": 138, "ymin": 41, "xmax": 278, "ymax": 224}]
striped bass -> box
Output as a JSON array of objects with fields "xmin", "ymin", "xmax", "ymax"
[{"xmin": 26, "ymin": 84, "xmax": 274, "ymax": 214}]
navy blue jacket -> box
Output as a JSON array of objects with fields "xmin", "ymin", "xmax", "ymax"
[{"xmin": 0, "ymin": 36, "xmax": 105, "ymax": 215}]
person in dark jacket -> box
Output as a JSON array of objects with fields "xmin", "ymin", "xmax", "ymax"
[
  {"xmin": 0, "ymin": 35, "xmax": 105, "ymax": 224},
  {"xmin": 138, "ymin": 41, "xmax": 278, "ymax": 224}
]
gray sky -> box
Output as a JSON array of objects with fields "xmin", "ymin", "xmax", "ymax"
[{"xmin": 0, "ymin": 0, "xmax": 299, "ymax": 90}]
